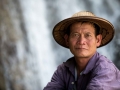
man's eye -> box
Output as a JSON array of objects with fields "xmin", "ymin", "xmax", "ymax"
[
  {"xmin": 70, "ymin": 33, "xmax": 79, "ymax": 38},
  {"xmin": 85, "ymin": 34, "xmax": 91, "ymax": 38},
  {"xmin": 74, "ymin": 33, "xmax": 78, "ymax": 36},
  {"xmin": 73, "ymin": 33, "xmax": 79, "ymax": 37}
]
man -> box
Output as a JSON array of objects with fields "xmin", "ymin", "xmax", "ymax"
[{"xmin": 44, "ymin": 11, "xmax": 120, "ymax": 90}]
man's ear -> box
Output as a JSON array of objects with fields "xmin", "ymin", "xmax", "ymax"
[
  {"xmin": 64, "ymin": 34, "xmax": 69, "ymax": 47},
  {"xmin": 96, "ymin": 34, "xmax": 102, "ymax": 47}
]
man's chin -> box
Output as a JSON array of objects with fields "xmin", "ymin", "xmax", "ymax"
[{"xmin": 75, "ymin": 53, "xmax": 89, "ymax": 58}]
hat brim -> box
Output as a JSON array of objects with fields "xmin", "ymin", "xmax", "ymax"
[{"xmin": 53, "ymin": 16, "xmax": 114, "ymax": 48}]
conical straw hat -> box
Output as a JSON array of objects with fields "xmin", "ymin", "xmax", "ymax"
[{"xmin": 53, "ymin": 11, "xmax": 114, "ymax": 48}]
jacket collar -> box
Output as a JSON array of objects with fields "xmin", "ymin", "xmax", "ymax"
[
  {"xmin": 82, "ymin": 52, "xmax": 100, "ymax": 74},
  {"xmin": 63, "ymin": 52, "xmax": 101, "ymax": 76},
  {"xmin": 63, "ymin": 57, "xmax": 76, "ymax": 77}
]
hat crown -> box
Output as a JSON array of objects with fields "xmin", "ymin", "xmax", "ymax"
[{"xmin": 72, "ymin": 11, "xmax": 95, "ymax": 17}]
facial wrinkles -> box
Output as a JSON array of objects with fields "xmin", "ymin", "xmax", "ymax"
[
  {"xmin": 75, "ymin": 34, "xmax": 88, "ymax": 50},
  {"xmin": 71, "ymin": 23, "xmax": 94, "ymax": 35},
  {"xmin": 70, "ymin": 23, "xmax": 95, "ymax": 49},
  {"xmin": 71, "ymin": 28, "xmax": 93, "ymax": 41}
]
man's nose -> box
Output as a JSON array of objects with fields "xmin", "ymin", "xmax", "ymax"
[{"xmin": 77, "ymin": 36, "xmax": 85, "ymax": 44}]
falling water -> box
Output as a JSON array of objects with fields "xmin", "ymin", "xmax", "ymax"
[
  {"xmin": 19, "ymin": 0, "xmax": 120, "ymax": 89},
  {"xmin": 19, "ymin": 0, "xmax": 56, "ymax": 89},
  {"xmin": 1, "ymin": 0, "xmax": 119, "ymax": 90}
]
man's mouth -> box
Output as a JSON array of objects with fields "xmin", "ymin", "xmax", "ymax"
[{"xmin": 75, "ymin": 48, "xmax": 86, "ymax": 50}]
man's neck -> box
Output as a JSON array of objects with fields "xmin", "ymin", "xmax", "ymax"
[{"xmin": 75, "ymin": 55, "xmax": 94, "ymax": 74}]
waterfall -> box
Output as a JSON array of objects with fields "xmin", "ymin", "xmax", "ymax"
[
  {"xmin": 19, "ymin": 0, "xmax": 56, "ymax": 89},
  {"xmin": 17, "ymin": 0, "xmax": 120, "ymax": 89},
  {"xmin": 1, "ymin": 0, "xmax": 119, "ymax": 90}
]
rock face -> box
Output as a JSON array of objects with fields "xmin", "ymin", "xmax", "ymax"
[
  {"xmin": 0, "ymin": 0, "xmax": 42, "ymax": 89},
  {"xmin": 0, "ymin": 64, "xmax": 5, "ymax": 90},
  {"xmin": 0, "ymin": 0, "xmax": 29, "ymax": 90}
]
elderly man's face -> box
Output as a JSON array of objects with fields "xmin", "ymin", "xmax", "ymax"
[{"xmin": 65, "ymin": 22, "xmax": 102, "ymax": 59}]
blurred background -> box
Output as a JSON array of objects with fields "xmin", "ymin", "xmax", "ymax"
[{"xmin": 0, "ymin": 0, "xmax": 120, "ymax": 90}]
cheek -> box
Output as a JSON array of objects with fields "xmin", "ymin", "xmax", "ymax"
[
  {"xmin": 68, "ymin": 39, "xmax": 76, "ymax": 48},
  {"xmin": 87, "ymin": 39, "xmax": 97, "ymax": 47}
]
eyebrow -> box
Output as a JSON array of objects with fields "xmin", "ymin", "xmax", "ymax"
[
  {"xmin": 71, "ymin": 31, "xmax": 93, "ymax": 34},
  {"xmin": 85, "ymin": 32, "xmax": 92, "ymax": 34}
]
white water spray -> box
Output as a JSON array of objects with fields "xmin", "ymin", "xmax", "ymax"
[
  {"xmin": 19, "ymin": 0, "xmax": 56, "ymax": 89},
  {"xmin": 18, "ymin": 0, "xmax": 119, "ymax": 89}
]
